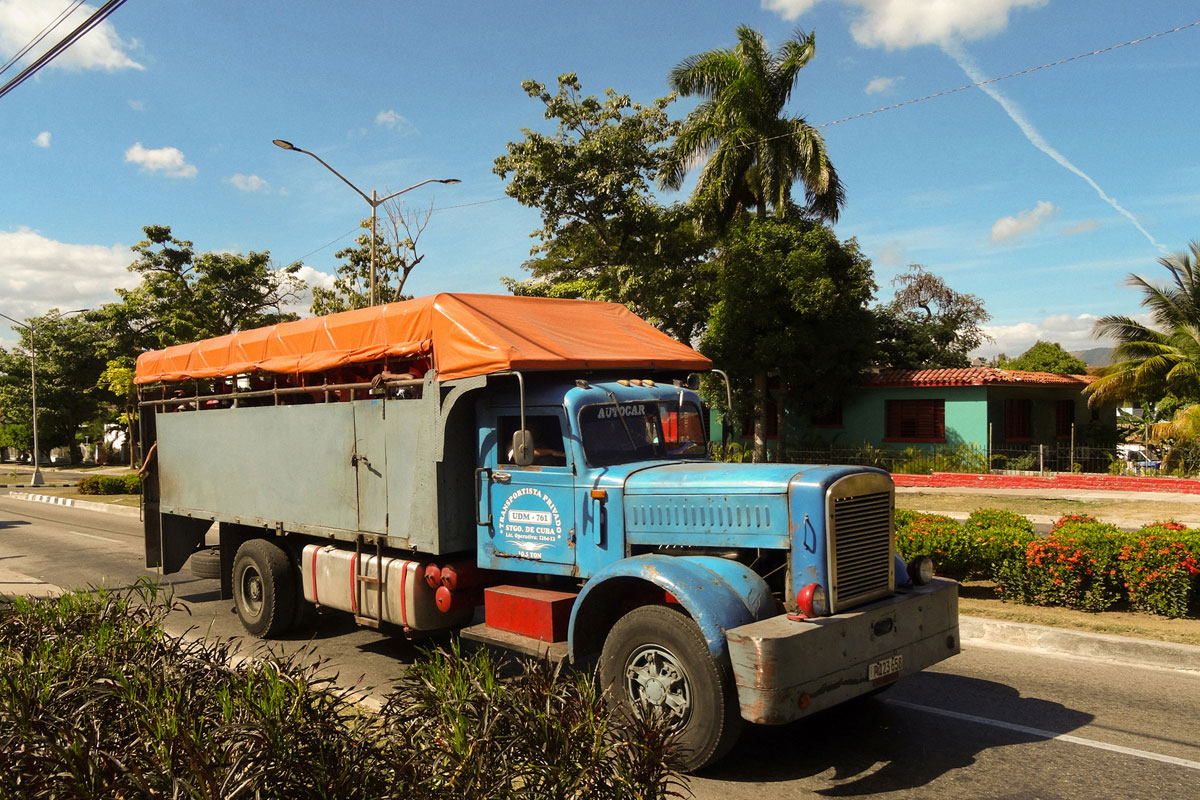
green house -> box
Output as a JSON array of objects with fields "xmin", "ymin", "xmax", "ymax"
[{"xmin": 810, "ymin": 367, "xmax": 1110, "ymax": 451}]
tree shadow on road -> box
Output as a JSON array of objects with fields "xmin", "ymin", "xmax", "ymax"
[{"xmin": 700, "ymin": 672, "xmax": 1094, "ymax": 795}]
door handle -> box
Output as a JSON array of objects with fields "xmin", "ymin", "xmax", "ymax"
[{"xmin": 475, "ymin": 467, "xmax": 492, "ymax": 527}]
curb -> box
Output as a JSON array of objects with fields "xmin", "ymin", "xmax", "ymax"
[
  {"xmin": 6, "ymin": 490, "xmax": 141, "ymax": 518},
  {"xmin": 0, "ymin": 483, "xmax": 73, "ymax": 489},
  {"xmin": 961, "ymin": 615, "xmax": 1200, "ymax": 673}
]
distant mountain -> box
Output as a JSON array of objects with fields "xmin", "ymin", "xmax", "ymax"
[{"xmin": 1070, "ymin": 347, "xmax": 1113, "ymax": 367}]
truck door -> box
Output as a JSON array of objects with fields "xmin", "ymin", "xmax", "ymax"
[
  {"xmin": 483, "ymin": 413, "xmax": 576, "ymax": 567},
  {"xmin": 353, "ymin": 399, "xmax": 388, "ymax": 534}
]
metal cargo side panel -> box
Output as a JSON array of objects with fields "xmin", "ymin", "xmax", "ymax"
[
  {"xmin": 354, "ymin": 400, "xmax": 388, "ymax": 534},
  {"xmin": 383, "ymin": 399, "xmax": 440, "ymax": 549},
  {"xmin": 157, "ymin": 404, "xmax": 358, "ymax": 532}
]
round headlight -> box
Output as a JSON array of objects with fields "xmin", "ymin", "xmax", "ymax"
[
  {"xmin": 795, "ymin": 582, "xmax": 830, "ymax": 618},
  {"xmin": 907, "ymin": 555, "xmax": 935, "ymax": 585}
]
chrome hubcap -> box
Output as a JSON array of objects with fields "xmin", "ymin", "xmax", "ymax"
[{"xmin": 624, "ymin": 644, "xmax": 691, "ymax": 726}]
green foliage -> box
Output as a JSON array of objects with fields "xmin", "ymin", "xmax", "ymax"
[
  {"xmin": 896, "ymin": 509, "xmax": 1198, "ymax": 616},
  {"xmin": 872, "ymin": 265, "xmax": 991, "ymax": 369},
  {"xmin": 494, "ymin": 73, "xmax": 713, "ymax": 344},
  {"xmin": 966, "ymin": 508, "xmax": 1035, "ymax": 534},
  {"xmin": 311, "ymin": 200, "xmax": 437, "ymax": 314},
  {"xmin": 1119, "ymin": 529, "xmax": 1200, "ymax": 617},
  {"xmin": 0, "ymin": 311, "xmax": 108, "ymax": 458},
  {"xmin": 0, "ymin": 586, "xmax": 683, "ymax": 799},
  {"xmin": 661, "ymin": 25, "xmax": 843, "ymax": 225},
  {"xmin": 998, "ymin": 340, "xmax": 1088, "ymax": 374},
  {"xmin": 701, "ymin": 217, "xmax": 875, "ymax": 461},
  {"xmin": 77, "ymin": 474, "xmax": 140, "ymax": 495},
  {"xmin": 1087, "ymin": 240, "xmax": 1200, "ymax": 407},
  {"xmin": 97, "ymin": 224, "xmax": 305, "ymax": 353}
]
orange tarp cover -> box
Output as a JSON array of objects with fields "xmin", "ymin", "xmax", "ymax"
[{"xmin": 134, "ymin": 293, "xmax": 710, "ymax": 384}]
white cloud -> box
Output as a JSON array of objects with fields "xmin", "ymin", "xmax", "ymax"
[
  {"xmin": 228, "ymin": 173, "xmax": 269, "ymax": 193},
  {"xmin": 124, "ymin": 143, "xmax": 197, "ymax": 178},
  {"xmin": 127, "ymin": 99, "xmax": 145, "ymax": 111},
  {"xmin": 864, "ymin": 76, "xmax": 897, "ymax": 95},
  {"xmin": 375, "ymin": 109, "xmax": 415, "ymax": 134},
  {"xmin": 761, "ymin": 0, "xmax": 824, "ymax": 20},
  {"xmin": 1062, "ymin": 219, "xmax": 1100, "ymax": 236},
  {"xmin": 278, "ymin": 265, "xmax": 337, "ymax": 318},
  {"xmin": 990, "ymin": 200, "xmax": 1057, "ymax": 242},
  {"xmin": 0, "ymin": 227, "xmax": 135, "ymax": 346},
  {"xmin": 976, "ymin": 313, "xmax": 1114, "ymax": 359},
  {"xmin": 0, "ymin": 0, "xmax": 143, "ymax": 72},
  {"xmin": 32, "ymin": 130, "xmax": 50, "ymax": 148}
]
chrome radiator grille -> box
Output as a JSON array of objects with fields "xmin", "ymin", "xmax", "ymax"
[{"xmin": 828, "ymin": 480, "xmax": 894, "ymax": 612}]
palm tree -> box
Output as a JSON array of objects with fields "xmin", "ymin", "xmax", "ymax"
[
  {"xmin": 659, "ymin": 26, "xmax": 844, "ymax": 225},
  {"xmin": 1086, "ymin": 241, "xmax": 1200, "ymax": 407}
]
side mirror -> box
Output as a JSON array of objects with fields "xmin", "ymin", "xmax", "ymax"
[
  {"xmin": 685, "ymin": 373, "xmax": 701, "ymax": 391},
  {"xmin": 511, "ymin": 429, "xmax": 535, "ymax": 467}
]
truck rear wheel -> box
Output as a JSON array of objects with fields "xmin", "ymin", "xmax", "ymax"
[
  {"xmin": 233, "ymin": 539, "xmax": 295, "ymax": 638},
  {"xmin": 599, "ymin": 605, "xmax": 743, "ymax": 772}
]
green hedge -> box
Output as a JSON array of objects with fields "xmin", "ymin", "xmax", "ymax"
[
  {"xmin": 896, "ymin": 510, "xmax": 1200, "ymax": 618},
  {"xmin": 0, "ymin": 584, "xmax": 683, "ymax": 799},
  {"xmin": 77, "ymin": 474, "xmax": 140, "ymax": 495}
]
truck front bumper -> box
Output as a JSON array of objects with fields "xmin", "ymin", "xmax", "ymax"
[{"xmin": 725, "ymin": 577, "xmax": 959, "ymax": 725}]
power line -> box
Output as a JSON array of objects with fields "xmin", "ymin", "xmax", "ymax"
[
  {"xmin": 816, "ymin": 20, "xmax": 1200, "ymax": 129},
  {"xmin": 286, "ymin": 19, "xmax": 1200, "ymax": 264},
  {"xmin": 0, "ymin": 0, "xmax": 132, "ymax": 102},
  {"xmin": 0, "ymin": 1, "xmax": 86, "ymax": 79}
]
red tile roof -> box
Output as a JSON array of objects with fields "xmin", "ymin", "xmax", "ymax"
[{"xmin": 865, "ymin": 367, "xmax": 1095, "ymax": 388}]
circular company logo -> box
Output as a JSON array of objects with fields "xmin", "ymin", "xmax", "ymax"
[{"xmin": 498, "ymin": 488, "xmax": 563, "ymax": 559}]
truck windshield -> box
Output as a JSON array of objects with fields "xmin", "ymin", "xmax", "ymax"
[{"xmin": 578, "ymin": 401, "xmax": 706, "ymax": 467}]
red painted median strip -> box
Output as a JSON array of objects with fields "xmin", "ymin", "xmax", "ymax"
[{"xmin": 890, "ymin": 472, "xmax": 1200, "ymax": 495}]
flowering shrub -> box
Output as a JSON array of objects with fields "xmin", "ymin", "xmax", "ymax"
[
  {"xmin": 1117, "ymin": 535, "xmax": 1200, "ymax": 618},
  {"xmin": 993, "ymin": 535, "xmax": 1126, "ymax": 612},
  {"xmin": 895, "ymin": 509, "xmax": 1199, "ymax": 618},
  {"xmin": 966, "ymin": 508, "xmax": 1034, "ymax": 534}
]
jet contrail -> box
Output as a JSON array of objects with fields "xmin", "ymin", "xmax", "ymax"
[{"xmin": 943, "ymin": 41, "xmax": 1165, "ymax": 252}]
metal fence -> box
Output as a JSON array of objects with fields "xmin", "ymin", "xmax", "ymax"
[{"xmin": 717, "ymin": 442, "xmax": 1121, "ymax": 475}]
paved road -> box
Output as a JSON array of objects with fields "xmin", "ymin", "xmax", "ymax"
[{"xmin": 3, "ymin": 494, "xmax": 1198, "ymax": 798}]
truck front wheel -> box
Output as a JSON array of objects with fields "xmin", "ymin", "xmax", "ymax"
[
  {"xmin": 599, "ymin": 605, "xmax": 743, "ymax": 772},
  {"xmin": 232, "ymin": 539, "xmax": 296, "ymax": 638}
]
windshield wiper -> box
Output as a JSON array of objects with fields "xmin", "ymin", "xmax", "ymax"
[{"xmin": 602, "ymin": 388, "xmax": 639, "ymax": 452}]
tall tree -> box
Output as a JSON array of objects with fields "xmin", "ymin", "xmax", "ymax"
[
  {"xmin": 310, "ymin": 198, "xmax": 436, "ymax": 314},
  {"xmin": 1087, "ymin": 241, "xmax": 1200, "ymax": 407},
  {"xmin": 660, "ymin": 26, "xmax": 844, "ymax": 226},
  {"xmin": 701, "ymin": 218, "xmax": 875, "ymax": 462},
  {"xmin": 873, "ymin": 264, "xmax": 991, "ymax": 369},
  {"xmin": 495, "ymin": 74, "xmax": 714, "ymax": 343},
  {"xmin": 96, "ymin": 225, "xmax": 305, "ymax": 353},
  {"xmin": 999, "ymin": 341, "xmax": 1088, "ymax": 374},
  {"xmin": 0, "ymin": 311, "xmax": 107, "ymax": 461}
]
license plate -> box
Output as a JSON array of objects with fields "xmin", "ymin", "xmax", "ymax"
[{"xmin": 869, "ymin": 654, "xmax": 903, "ymax": 682}]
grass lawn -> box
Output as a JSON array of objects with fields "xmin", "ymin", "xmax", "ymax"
[{"xmin": 897, "ymin": 491, "xmax": 1200, "ymax": 525}]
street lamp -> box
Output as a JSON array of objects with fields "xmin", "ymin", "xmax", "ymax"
[
  {"xmin": 0, "ymin": 308, "xmax": 88, "ymax": 486},
  {"xmin": 272, "ymin": 138, "xmax": 460, "ymax": 306}
]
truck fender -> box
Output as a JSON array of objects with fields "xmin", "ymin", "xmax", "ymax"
[{"xmin": 568, "ymin": 554, "xmax": 777, "ymax": 661}]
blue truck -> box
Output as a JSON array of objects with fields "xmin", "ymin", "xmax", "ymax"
[{"xmin": 138, "ymin": 293, "xmax": 959, "ymax": 771}]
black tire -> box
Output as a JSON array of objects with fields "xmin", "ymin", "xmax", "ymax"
[
  {"xmin": 188, "ymin": 547, "xmax": 222, "ymax": 580},
  {"xmin": 232, "ymin": 539, "xmax": 296, "ymax": 638},
  {"xmin": 599, "ymin": 605, "xmax": 743, "ymax": 772}
]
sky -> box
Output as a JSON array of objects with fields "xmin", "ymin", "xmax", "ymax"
[{"xmin": 1, "ymin": 0, "xmax": 1198, "ymax": 360}]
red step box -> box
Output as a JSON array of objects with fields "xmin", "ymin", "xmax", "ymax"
[{"xmin": 484, "ymin": 585, "xmax": 577, "ymax": 643}]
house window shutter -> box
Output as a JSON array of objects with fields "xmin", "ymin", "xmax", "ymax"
[
  {"xmin": 1005, "ymin": 398, "xmax": 1032, "ymax": 441},
  {"xmin": 885, "ymin": 399, "xmax": 945, "ymax": 442}
]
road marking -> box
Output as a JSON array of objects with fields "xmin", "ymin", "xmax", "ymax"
[
  {"xmin": 886, "ymin": 698, "xmax": 1200, "ymax": 771},
  {"xmin": 66, "ymin": 529, "xmax": 122, "ymax": 544}
]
